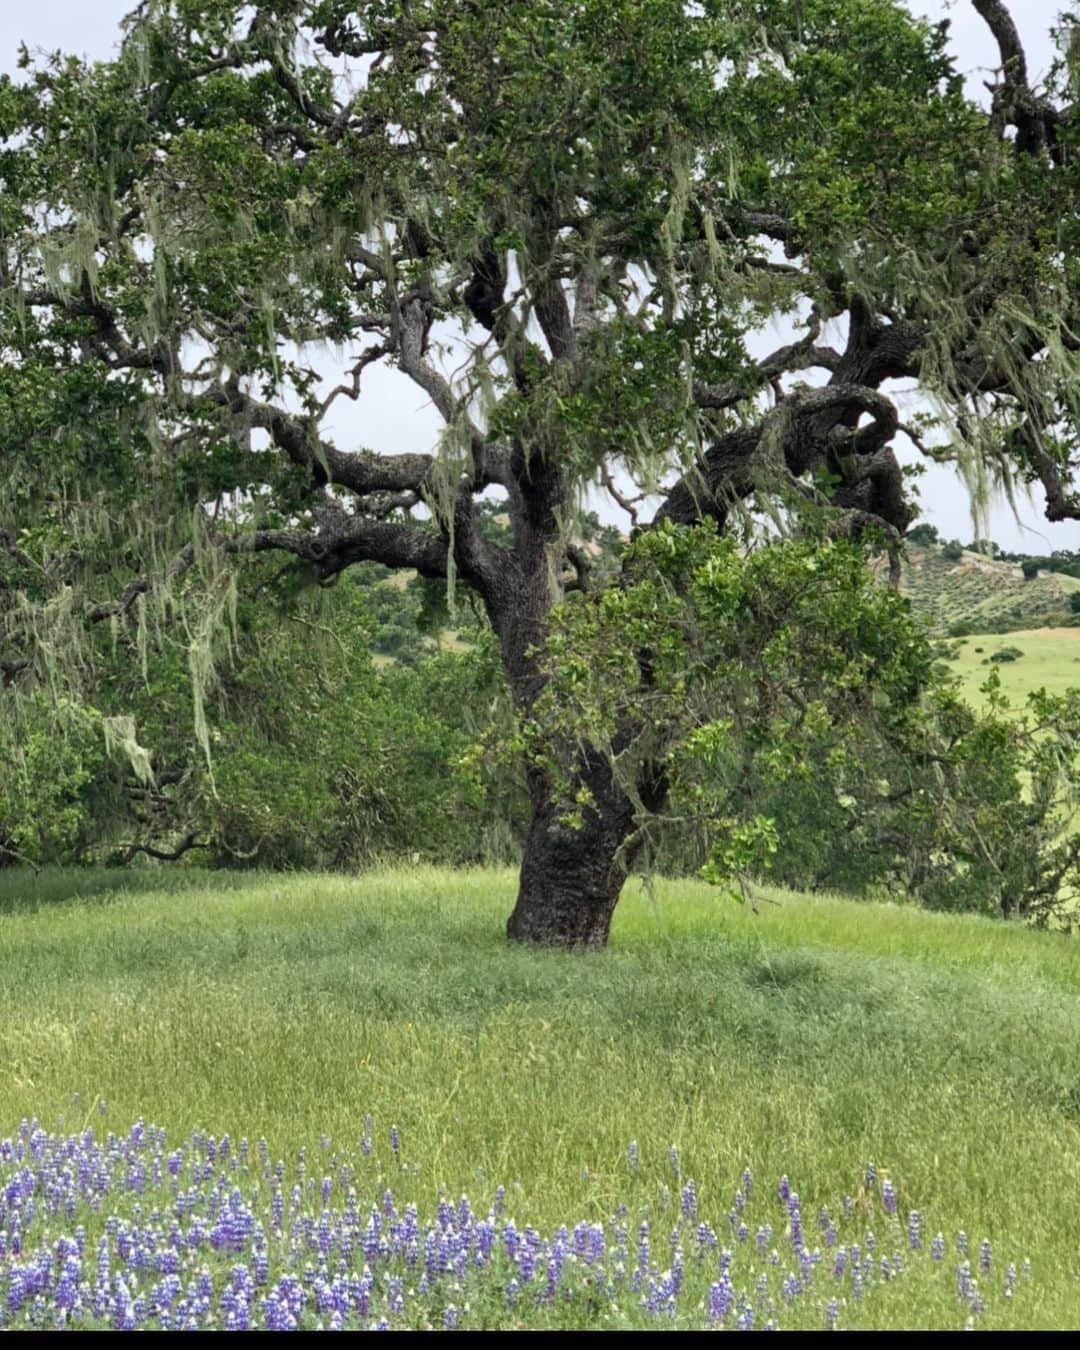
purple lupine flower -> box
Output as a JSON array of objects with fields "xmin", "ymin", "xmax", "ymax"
[
  {"xmin": 544, "ymin": 1236, "xmax": 566, "ymax": 1302},
  {"xmin": 707, "ymin": 1277, "xmax": 733, "ymax": 1322},
  {"xmin": 778, "ymin": 1175, "xmax": 790, "ymax": 1203},
  {"xmin": 637, "ymin": 1221, "xmax": 650, "ymax": 1274},
  {"xmin": 882, "ymin": 1179, "xmax": 896, "ymax": 1215},
  {"xmin": 0, "ymin": 1122, "xmax": 1040, "ymax": 1332},
  {"xmin": 627, "ymin": 1141, "xmax": 639, "ymax": 1173},
  {"xmin": 825, "ymin": 1297, "xmax": 840, "ymax": 1329},
  {"xmin": 385, "ymin": 1275, "xmax": 404, "ymax": 1315},
  {"xmin": 956, "ymin": 1230, "xmax": 969, "ymax": 1256},
  {"xmin": 865, "ymin": 1162, "xmax": 877, "ymax": 1191}
]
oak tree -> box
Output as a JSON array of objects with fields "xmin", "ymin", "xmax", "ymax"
[{"xmin": 2, "ymin": 0, "xmax": 1078, "ymax": 943}]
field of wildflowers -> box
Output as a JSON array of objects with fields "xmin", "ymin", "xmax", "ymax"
[
  {"xmin": 1, "ymin": 867, "xmax": 1077, "ymax": 1328},
  {"xmin": 1, "ymin": 1117, "xmax": 1032, "ymax": 1330}
]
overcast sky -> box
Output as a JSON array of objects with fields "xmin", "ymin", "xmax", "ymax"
[{"xmin": 2, "ymin": 1, "xmax": 1077, "ymax": 553}]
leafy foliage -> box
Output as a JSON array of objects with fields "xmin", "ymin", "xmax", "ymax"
[
  {"xmin": 531, "ymin": 523, "xmax": 1080, "ymax": 923},
  {"xmin": 1, "ymin": 557, "xmax": 521, "ymax": 872}
]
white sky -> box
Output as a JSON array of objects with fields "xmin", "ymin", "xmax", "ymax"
[{"xmin": 2, "ymin": 1, "xmax": 1077, "ymax": 554}]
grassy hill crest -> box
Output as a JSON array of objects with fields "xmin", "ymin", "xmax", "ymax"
[{"xmin": 876, "ymin": 543, "xmax": 1080, "ymax": 635}]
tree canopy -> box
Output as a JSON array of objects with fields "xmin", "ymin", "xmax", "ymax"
[{"xmin": 2, "ymin": 0, "xmax": 1079, "ymax": 942}]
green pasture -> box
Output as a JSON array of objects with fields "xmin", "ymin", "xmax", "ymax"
[
  {"xmin": 946, "ymin": 627, "xmax": 1080, "ymax": 708},
  {"xmin": 1, "ymin": 866, "xmax": 1077, "ymax": 1328}
]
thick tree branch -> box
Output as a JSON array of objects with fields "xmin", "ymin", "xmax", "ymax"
[
  {"xmin": 240, "ymin": 518, "xmax": 451, "ymax": 583},
  {"xmin": 658, "ymin": 384, "xmax": 901, "ymax": 528},
  {"xmin": 394, "ymin": 294, "xmax": 455, "ymax": 422},
  {"xmin": 694, "ymin": 330, "xmax": 843, "ymax": 411},
  {"xmin": 971, "ymin": 0, "xmax": 1053, "ymax": 155},
  {"xmin": 563, "ymin": 544, "xmax": 592, "ymax": 594},
  {"xmin": 534, "ymin": 276, "xmax": 576, "ymax": 363},
  {"xmin": 972, "ymin": 0, "xmax": 1029, "ymax": 85},
  {"xmin": 120, "ymin": 831, "xmax": 207, "ymax": 864},
  {"xmin": 1014, "ymin": 421, "xmax": 1080, "ymax": 521}
]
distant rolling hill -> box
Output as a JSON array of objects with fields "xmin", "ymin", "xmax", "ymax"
[{"xmin": 882, "ymin": 543, "xmax": 1080, "ymax": 635}]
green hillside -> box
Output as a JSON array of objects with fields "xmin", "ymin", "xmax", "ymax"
[
  {"xmin": 1, "ymin": 867, "xmax": 1079, "ymax": 1329},
  {"xmin": 946, "ymin": 628, "xmax": 1080, "ymax": 708},
  {"xmin": 888, "ymin": 544, "xmax": 1080, "ymax": 635}
]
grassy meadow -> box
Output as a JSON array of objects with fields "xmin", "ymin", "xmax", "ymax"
[
  {"xmin": 946, "ymin": 627, "xmax": 1080, "ymax": 708},
  {"xmin": 1, "ymin": 866, "xmax": 1078, "ymax": 1328}
]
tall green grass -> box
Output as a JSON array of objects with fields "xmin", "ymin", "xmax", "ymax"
[{"xmin": 1, "ymin": 866, "xmax": 1077, "ymax": 1327}]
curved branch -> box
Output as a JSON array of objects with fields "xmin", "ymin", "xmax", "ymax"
[
  {"xmin": 121, "ymin": 831, "xmax": 207, "ymax": 864},
  {"xmin": 88, "ymin": 544, "xmax": 196, "ymax": 622},
  {"xmin": 657, "ymin": 384, "xmax": 900, "ymax": 528},
  {"xmin": 971, "ymin": 0, "xmax": 1054, "ymax": 155},
  {"xmin": 972, "ymin": 0, "xmax": 1029, "ymax": 87},
  {"xmin": 694, "ymin": 330, "xmax": 842, "ymax": 411}
]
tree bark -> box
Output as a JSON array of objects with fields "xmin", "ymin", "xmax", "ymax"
[
  {"xmin": 506, "ymin": 780, "xmax": 634, "ymax": 947},
  {"xmin": 505, "ymin": 750, "xmax": 665, "ymax": 947}
]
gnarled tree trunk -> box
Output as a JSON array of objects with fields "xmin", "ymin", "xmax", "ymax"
[{"xmin": 505, "ymin": 756, "xmax": 662, "ymax": 948}]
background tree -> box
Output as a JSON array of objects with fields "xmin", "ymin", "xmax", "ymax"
[{"xmin": 2, "ymin": 0, "xmax": 1078, "ymax": 944}]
